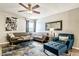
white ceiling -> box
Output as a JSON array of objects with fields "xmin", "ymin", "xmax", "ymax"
[{"xmin": 0, "ymin": 3, "xmax": 79, "ymax": 19}]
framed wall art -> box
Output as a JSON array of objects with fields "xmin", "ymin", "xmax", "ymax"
[{"xmin": 5, "ymin": 17, "xmax": 17, "ymax": 31}]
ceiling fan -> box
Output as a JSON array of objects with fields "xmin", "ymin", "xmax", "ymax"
[{"xmin": 18, "ymin": 3, "xmax": 40, "ymax": 14}]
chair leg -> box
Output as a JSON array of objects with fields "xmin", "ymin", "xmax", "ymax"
[
  {"xmin": 65, "ymin": 51, "xmax": 68, "ymax": 54},
  {"xmin": 65, "ymin": 50, "xmax": 72, "ymax": 56},
  {"xmin": 69, "ymin": 49, "xmax": 72, "ymax": 56},
  {"xmin": 43, "ymin": 49, "xmax": 49, "ymax": 56}
]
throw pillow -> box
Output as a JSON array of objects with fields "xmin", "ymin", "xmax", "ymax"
[
  {"xmin": 59, "ymin": 36, "xmax": 68, "ymax": 43},
  {"xmin": 9, "ymin": 33, "xmax": 15, "ymax": 38}
]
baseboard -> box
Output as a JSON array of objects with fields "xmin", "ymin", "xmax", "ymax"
[{"xmin": 72, "ymin": 47, "xmax": 79, "ymax": 50}]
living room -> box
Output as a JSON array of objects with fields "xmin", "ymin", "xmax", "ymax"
[{"xmin": 0, "ymin": 3, "xmax": 79, "ymax": 56}]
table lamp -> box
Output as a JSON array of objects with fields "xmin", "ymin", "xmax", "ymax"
[{"xmin": 49, "ymin": 28, "xmax": 55, "ymax": 37}]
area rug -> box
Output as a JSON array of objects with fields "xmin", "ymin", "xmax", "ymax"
[
  {"xmin": 2, "ymin": 41, "xmax": 67, "ymax": 56},
  {"xmin": 2, "ymin": 45, "xmax": 47, "ymax": 56}
]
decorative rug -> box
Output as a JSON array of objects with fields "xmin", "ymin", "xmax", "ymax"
[
  {"xmin": 2, "ymin": 41, "xmax": 67, "ymax": 56},
  {"xmin": 2, "ymin": 42, "xmax": 46, "ymax": 56}
]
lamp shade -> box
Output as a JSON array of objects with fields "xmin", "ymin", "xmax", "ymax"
[{"xmin": 49, "ymin": 28, "xmax": 54, "ymax": 32}]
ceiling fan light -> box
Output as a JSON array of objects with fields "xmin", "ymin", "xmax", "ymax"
[{"xmin": 27, "ymin": 10, "xmax": 32, "ymax": 14}]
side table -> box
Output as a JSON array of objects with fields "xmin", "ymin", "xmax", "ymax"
[{"xmin": 0, "ymin": 42, "xmax": 9, "ymax": 56}]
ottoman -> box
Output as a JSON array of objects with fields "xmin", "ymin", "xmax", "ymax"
[{"xmin": 43, "ymin": 41, "xmax": 67, "ymax": 56}]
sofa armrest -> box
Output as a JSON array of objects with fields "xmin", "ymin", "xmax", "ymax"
[
  {"xmin": 11, "ymin": 37, "xmax": 20, "ymax": 41},
  {"xmin": 13, "ymin": 37, "xmax": 20, "ymax": 39}
]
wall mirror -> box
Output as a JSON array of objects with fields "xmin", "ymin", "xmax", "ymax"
[{"xmin": 45, "ymin": 20, "xmax": 62, "ymax": 30}]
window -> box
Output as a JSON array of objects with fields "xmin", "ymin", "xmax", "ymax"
[{"xmin": 26, "ymin": 20, "xmax": 36, "ymax": 32}]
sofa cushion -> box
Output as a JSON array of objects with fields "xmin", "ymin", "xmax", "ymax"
[
  {"xmin": 21, "ymin": 35, "xmax": 31, "ymax": 40},
  {"xmin": 44, "ymin": 41, "xmax": 67, "ymax": 50},
  {"xmin": 44, "ymin": 41, "xmax": 67, "ymax": 55},
  {"xmin": 34, "ymin": 35, "xmax": 43, "ymax": 38}
]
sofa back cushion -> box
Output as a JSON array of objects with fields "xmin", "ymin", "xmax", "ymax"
[{"xmin": 13, "ymin": 32, "xmax": 28, "ymax": 37}]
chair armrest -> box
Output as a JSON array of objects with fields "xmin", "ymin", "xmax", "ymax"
[
  {"xmin": 11, "ymin": 37, "xmax": 20, "ymax": 41},
  {"xmin": 52, "ymin": 37, "xmax": 59, "ymax": 41},
  {"xmin": 66, "ymin": 39, "xmax": 74, "ymax": 50}
]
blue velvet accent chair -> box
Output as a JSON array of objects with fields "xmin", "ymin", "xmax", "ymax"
[{"xmin": 43, "ymin": 33, "xmax": 74, "ymax": 56}]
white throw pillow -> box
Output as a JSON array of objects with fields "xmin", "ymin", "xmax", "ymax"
[
  {"xmin": 9, "ymin": 33, "xmax": 15, "ymax": 38},
  {"xmin": 59, "ymin": 36, "xmax": 68, "ymax": 42}
]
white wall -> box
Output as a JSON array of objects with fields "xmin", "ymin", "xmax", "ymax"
[
  {"xmin": 36, "ymin": 8, "xmax": 79, "ymax": 48},
  {"xmin": 0, "ymin": 11, "xmax": 26, "ymax": 43}
]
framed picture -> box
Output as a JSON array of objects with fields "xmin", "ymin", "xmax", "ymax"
[
  {"xmin": 5, "ymin": 17, "xmax": 17, "ymax": 31},
  {"xmin": 45, "ymin": 20, "xmax": 62, "ymax": 30}
]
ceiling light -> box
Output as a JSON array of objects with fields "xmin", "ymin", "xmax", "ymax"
[{"xmin": 27, "ymin": 10, "xmax": 33, "ymax": 14}]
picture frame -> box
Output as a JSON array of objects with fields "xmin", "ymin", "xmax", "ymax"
[{"xmin": 5, "ymin": 17, "xmax": 17, "ymax": 31}]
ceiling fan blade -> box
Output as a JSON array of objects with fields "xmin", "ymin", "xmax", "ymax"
[
  {"xmin": 33, "ymin": 10, "xmax": 40, "ymax": 14},
  {"xmin": 18, "ymin": 10, "xmax": 26, "ymax": 12},
  {"xmin": 19, "ymin": 3, "xmax": 28, "ymax": 9},
  {"xmin": 32, "ymin": 5, "xmax": 40, "ymax": 9}
]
